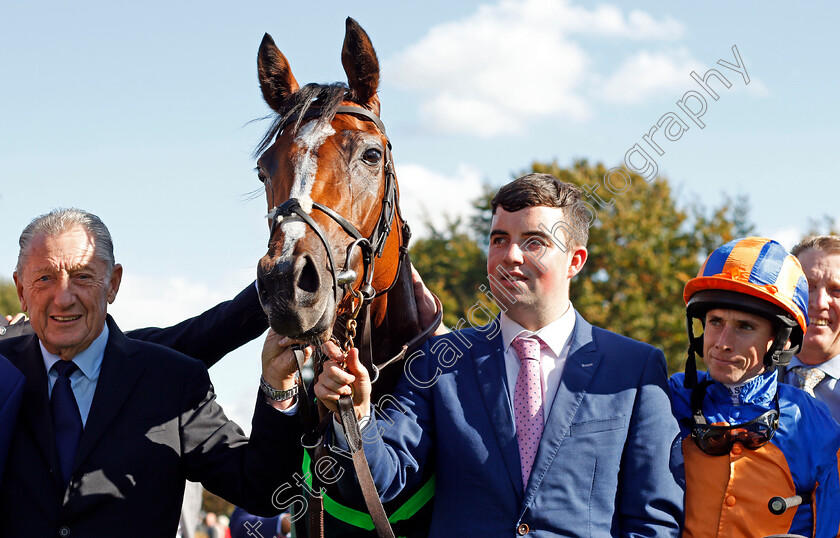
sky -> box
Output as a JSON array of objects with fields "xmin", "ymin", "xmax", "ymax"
[{"xmin": 2, "ymin": 0, "xmax": 838, "ymax": 430}]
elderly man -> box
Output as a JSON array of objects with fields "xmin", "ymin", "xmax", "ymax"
[
  {"xmin": 781, "ymin": 235, "xmax": 840, "ymax": 424},
  {"xmin": 315, "ymin": 174, "xmax": 683, "ymax": 536},
  {"xmin": 0, "ymin": 208, "xmax": 305, "ymax": 537}
]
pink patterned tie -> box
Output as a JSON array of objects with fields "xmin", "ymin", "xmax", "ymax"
[{"xmin": 512, "ymin": 335, "xmax": 545, "ymax": 490}]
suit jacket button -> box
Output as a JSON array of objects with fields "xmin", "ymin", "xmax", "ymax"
[
  {"xmin": 517, "ymin": 523, "xmax": 529, "ymax": 535},
  {"xmin": 58, "ymin": 526, "xmax": 71, "ymax": 537}
]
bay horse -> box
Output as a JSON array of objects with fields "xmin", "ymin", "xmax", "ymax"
[{"xmin": 254, "ymin": 17, "xmax": 439, "ymax": 538}]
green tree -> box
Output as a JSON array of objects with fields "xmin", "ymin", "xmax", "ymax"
[
  {"xmin": 805, "ymin": 215, "xmax": 840, "ymax": 236},
  {"xmin": 0, "ymin": 278, "xmax": 20, "ymax": 317},
  {"xmin": 529, "ymin": 160, "xmax": 753, "ymax": 373},
  {"xmin": 468, "ymin": 183, "xmax": 497, "ymax": 249}
]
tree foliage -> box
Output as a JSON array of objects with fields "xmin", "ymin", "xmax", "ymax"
[
  {"xmin": 805, "ymin": 215, "xmax": 840, "ymax": 236},
  {"xmin": 0, "ymin": 278, "xmax": 20, "ymax": 317}
]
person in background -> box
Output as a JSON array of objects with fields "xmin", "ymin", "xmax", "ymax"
[
  {"xmin": 670, "ymin": 237, "xmax": 840, "ymax": 537},
  {"xmin": 782, "ymin": 235, "xmax": 840, "ymax": 423}
]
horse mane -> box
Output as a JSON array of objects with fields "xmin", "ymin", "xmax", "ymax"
[{"xmin": 254, "ymin": 82, "xmax": 352, "ymax": 156}]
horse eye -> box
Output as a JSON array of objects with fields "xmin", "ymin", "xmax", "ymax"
[
  {"xmin": 255, "ymin": 167, "xmax": 268, "ymax": 183},
  {"xmin": 362, "ymin": 148, "xmax": 382, "ymax": 165}
]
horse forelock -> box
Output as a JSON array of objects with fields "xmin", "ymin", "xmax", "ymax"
[{"xmin": 255, "ymin": 82, "xmax": 349, "ymax": 156}]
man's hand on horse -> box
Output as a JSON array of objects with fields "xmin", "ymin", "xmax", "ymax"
[
  {"xmin": 261, "ymin": 329, "xmax": 312, "ymax": 411},
  {"xmin": 314, "ymin": 340, "xmax": 372, "ymax": 421},
  {"xmin": 411, "ymin": 264, "xmax": 449, "ymax": 336}
]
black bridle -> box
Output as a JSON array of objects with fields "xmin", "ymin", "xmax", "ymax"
[{"xmin": 263, "ymin": 105, "xmax": 403, "ymax": 312}]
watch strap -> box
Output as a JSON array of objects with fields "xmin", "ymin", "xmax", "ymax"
[{"xmin": 260, "ymin": 375, "xmax": 299, "ymax": 401}]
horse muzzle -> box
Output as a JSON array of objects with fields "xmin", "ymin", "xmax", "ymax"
[{"xmin": 257, "ymin": 251, "xmax": 336, "ymax": 341}]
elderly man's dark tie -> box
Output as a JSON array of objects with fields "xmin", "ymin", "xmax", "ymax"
[{"xmin": 51, "ymin": 360, "xmax": 82, "ymax": 485}]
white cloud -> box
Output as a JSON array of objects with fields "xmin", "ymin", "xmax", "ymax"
[
  {"xmin": 558, "ymin": 5, "xmax": 685, "ymax": 40},
  {"xmin": 397, "ymin": 163, "xmax": 485, "ymax": 235},
  {"xmin": 600, "ymin": 49, "xmax": 704, "ymax": 104},
  {"xmin": 384, "ymin": 0, "xmax": 686, "ymax": 136},
  {"xmin": 766, "ymin": 226, "xmax": 804, "ymax": 252},
  {"xmin": 109, "ymin": 275, "xmax": 230, "ymax": 331}
]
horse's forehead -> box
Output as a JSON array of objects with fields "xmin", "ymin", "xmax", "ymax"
[
  {"xmin": 294, "ymin": 119, "xmax": 336, "ymax": 153},
  {"xmin": 266, "ymin": 111, "xmax": 386, "ymax": 201},
  {"xmin": 291, "ymin": 115, "xmax": 384, "ymax": 185}
]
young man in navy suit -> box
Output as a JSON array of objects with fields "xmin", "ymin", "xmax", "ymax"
[{"xmin": 316, "ymin": 174, "xmax": 684, "ymax": 536}]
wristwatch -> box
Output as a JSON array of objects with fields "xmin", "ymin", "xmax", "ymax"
[{"xmin": 260, "ymin": 375, "xmax": 299, "ymax": 402}]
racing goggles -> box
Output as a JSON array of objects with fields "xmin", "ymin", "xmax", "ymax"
[{"xmin": 685, "ymin": 381, "xmax": 780, "ymax": 456}]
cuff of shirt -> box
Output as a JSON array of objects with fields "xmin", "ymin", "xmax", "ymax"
[
  {"xmin": 262, "ymin": 396, "xmax": 298, "ymax": 415},
  {"xmin": 330, "ymin": 407, "xmax": 372, "ymax": 450}
]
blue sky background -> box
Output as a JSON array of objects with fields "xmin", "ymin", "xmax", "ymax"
[{"xmin": 2, "ymin": 0, "xmax": 838, "ymax": 429}]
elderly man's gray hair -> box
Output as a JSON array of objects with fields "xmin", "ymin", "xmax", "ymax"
[{"xmin": 16, "ymin": 208, "xmax": 115, "ymax": 275}]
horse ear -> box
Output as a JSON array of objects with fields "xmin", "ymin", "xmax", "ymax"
[
  {"xmin": 257, "ymin": 33, "xmax": 300, "ymax": 112},
  {"xmin": 342, "ymin": 18, "xmax": 380, "ymax": 112}
]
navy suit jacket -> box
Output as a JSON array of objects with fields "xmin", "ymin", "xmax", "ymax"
[
  {"xmin": 230, "ymin": 506, "xmax": 282, "ymax": 538},
  {"xmin": 337, "ymin": 312, "xmax": 684, "ymax": 537},
  {"xmin": 0, "ymin": 316, "xmax": 299, "ymax": 537}
]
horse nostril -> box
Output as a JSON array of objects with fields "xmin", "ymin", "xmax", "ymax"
[{"xmin": 297, "ymin": 254, "xmax": 320, "ymax": 294}]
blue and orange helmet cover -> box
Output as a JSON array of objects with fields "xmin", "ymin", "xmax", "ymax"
[{"xmin": 684, "ymin": 237, "xmax": 809, "ymax": 333}]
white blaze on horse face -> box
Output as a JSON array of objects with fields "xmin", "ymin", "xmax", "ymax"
[{"xmin": 277, "ymin": 120, "xmax": 336, "ymax": 260}]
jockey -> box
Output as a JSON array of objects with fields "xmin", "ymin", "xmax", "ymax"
[{"xmin": 670, "ymin": 237, "xmax": 840, "ymax": 537}]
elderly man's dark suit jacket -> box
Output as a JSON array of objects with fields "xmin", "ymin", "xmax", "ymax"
[{"xmin": 0, "ymin": 313, "xmax": 297, "ymax": 538}]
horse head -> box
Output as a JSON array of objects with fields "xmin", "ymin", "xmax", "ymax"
[{"xmin": 255, "ymin": 18, "xmax": 406, "ymax": 345}]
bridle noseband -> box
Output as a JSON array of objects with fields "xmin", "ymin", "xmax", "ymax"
[{"xmin": 263, "ymin": 105, "xmax": 402, "ymax": 313}]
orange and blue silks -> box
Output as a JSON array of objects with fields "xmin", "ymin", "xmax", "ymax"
[{"xmin": 671, "ymin": 369, "xmax": 840, "ymax": 538}]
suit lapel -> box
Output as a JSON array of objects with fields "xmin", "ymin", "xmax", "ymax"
[
  {"xmin": 522, "ymin": 312, "xmax": 599, "ymax": 505},
  {"xmin": 73, "ymin": 316, "xmax": 145, "ymax": 472},
  {"xmin": 472, "ymin": 330, "xmax": 523, "ymax": 495},
  {"xmin": 12, "ymin": 334, "xmax": 62, "ymax": 487}
]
